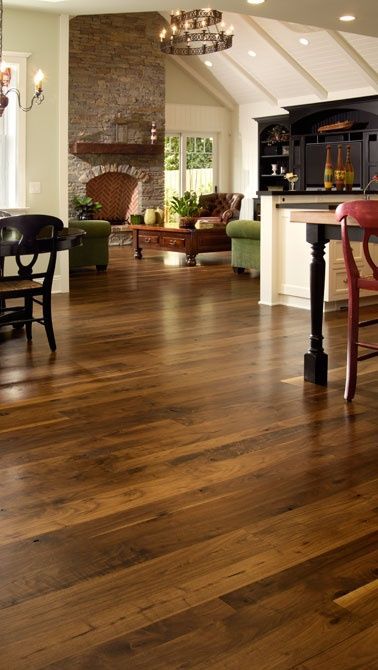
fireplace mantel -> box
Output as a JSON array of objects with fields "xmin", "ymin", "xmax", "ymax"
[{"xmin": 69, "ymin": 142, "xmax": 164, "ymax": 156}]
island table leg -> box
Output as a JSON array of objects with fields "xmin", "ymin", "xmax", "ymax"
[{"xmin": 305, "ymin": 224, "xmax": 329, "ymax": 386}]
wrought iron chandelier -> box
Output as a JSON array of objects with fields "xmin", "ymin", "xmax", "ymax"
[
  {"xmin": 160, "ymin": 9, "xmax": 234, "ymax": 56},
  {"xmin": 0, "ymin": 0, "xmax": 45, "ymax": 117}
]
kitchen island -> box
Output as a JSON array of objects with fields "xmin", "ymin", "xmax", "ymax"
[{"xmin": 259, "ymin": 191, "xmax": 378, "ymax": 311}]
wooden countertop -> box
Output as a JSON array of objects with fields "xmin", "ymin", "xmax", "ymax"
[{"xmin": 290, "ymin": 210, "xmax": 339, "ymax": 224}]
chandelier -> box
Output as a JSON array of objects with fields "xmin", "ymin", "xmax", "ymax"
[
  {"xmin": 160, "ymin": 9, "xmax": 234, "ymax": 56},
  {"xmin": 0, "ymin": 0, "xmax": 45, "ymax": 117}
]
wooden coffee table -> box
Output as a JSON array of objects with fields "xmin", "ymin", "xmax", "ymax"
[{"xmin": 130, "ymin": 224, "xmax": 231, "ymax": 266}]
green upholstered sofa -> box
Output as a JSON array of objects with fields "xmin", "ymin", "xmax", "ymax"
[
  {"xmin": 226, "ymin": 219, "xmax": 260, "ymax": 274},
  {"xmin": 69, "ymin": 219, "xmax": 111, "ymax": 271}
]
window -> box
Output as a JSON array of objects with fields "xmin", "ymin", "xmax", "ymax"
[
  {"xmin": 164, "ymin": 132, "xmax": 217, "ymax": 209},
  {"xmin": 0, "ymin": 54, "xmax": 27, "ymax": 207}
]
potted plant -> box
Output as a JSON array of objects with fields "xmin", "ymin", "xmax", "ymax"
[
  {"xmin": 73, "ymin": 195, "xmax": 103, "ymax": 220},
  {"xmin": 266, "ymin": 125, "xmax": 289, "ymax": 146},
  {"xmin": 170, "ymin": 191, "xmax": 200, "ymax": 228}
]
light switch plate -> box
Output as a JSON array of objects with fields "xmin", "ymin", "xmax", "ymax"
[{"xmin": 29, "ymin": 182, "xmax": 41, "ymax": 194}]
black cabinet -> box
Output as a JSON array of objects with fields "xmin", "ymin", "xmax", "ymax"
[
  {"xmin": 256, "ymin": 115, "xmax": 290, "ymax": 192},
  {"xmin": 286, "ymin": 96, "xmax": 378, "ymax": 191},
  {"xmin": 255, "ymin": 96, "xmax": 378, "ymax": 194}
]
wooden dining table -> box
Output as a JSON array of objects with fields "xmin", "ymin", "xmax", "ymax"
[
  {"xmin": 0, "ymin": 226, "xmax": 85, "ymax": 258},
  {"xmin": 290, "ymin": 208, "xmax": 378, "ymax": 386}
]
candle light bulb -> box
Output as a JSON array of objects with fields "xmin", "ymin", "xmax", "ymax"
[
  {"xmin": 0, "ymin": 61, "xmax": 10, "ymax": 80},
  {"xmin": 34, "ymin": 69, "xmax": 44, "ymax": 93}
]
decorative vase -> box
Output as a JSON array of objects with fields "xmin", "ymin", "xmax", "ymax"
[
  {"xmin": 334, "ymin": 144, "xmax": 345, "ymax": 192},
  {"xmin": 155, "ymin": 207, "xmax": 164, "ymax": 225},
  {"xmin": 179, "ymin": 216, "xmax": 196, "ymax": 229},
  {"xmin": 130, "ymin": 214, "xmax": 144, "ymax": 225},
  {"xmin": 144, "ymin": 208, "xmax": 156, "ymax": 225},
  {"xmin": 344, "ymin": 144, "xmax": 354, "ymax": 192},
  {"xmin": 323, "ymin": 144, "xmax": 334, "ymax": 191},
  {"xmin": 150, "ymin": 122, "xmax": 157, "ymax": 145}
]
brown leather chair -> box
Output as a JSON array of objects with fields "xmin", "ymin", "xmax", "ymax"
[{"xmin": 198, "ymin": 193, "xmax": 244, "ymax": 224}]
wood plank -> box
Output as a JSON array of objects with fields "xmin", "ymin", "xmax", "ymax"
[
  {"xmin": 0, "ymin": 246, "xmax": 377, "ymax": 669},
  {"xmin": 69, "ymin": 142, "xmax": 163, "ymax": 155}
]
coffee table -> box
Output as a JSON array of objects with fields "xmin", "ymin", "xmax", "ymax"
[{"xmin": 130, "ymin": 224, "xmax": 231, "ymax": 266}]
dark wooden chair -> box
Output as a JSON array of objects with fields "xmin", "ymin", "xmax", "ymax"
[
  {"xmin": 0, "ymin": 214, "xmax": 63, "ymax": 351},
  {"xmin": 335, "ymin": 201, "xmax": 378, "ymax": 401}
]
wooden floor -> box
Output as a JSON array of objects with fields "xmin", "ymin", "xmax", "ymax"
[{"xmin": 0, "ymin": 247, "xmax": 377, "ymax": 669}]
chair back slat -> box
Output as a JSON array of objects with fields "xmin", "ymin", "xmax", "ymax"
[
  {"xmin": 0, "ymin": 214, "xmax": 63, "ymax": 280},
  {"xmin": 335, "ymin": 201, "xmax": 378, "ymax": 281}
]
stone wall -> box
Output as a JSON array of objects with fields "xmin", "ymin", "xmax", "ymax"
[{"xmin": 69, "ymin": 12, "xmax": 165, "ymax": 218}]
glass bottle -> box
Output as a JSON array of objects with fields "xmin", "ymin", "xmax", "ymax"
[
  {"xmin": 323, "ymin": 144, "xmax": 333, "ymax": 191},
  {"xmin": 334, "ymin": 144, "xmax": 345, "ymax": 192},
  {"xmin": 344, "ymin": 144, "xmax": 354, "ymax": 192}
]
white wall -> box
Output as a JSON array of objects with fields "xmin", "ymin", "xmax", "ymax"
[
  {"xmin": 165, "ymin": 59, "xmax": 222, "ymax": 107},
  {"xmin": 233, "ymin": 101, "xmax": 289, "ymax": 219},
  {"xmin": 3, "ymin": 8, "xmax": 69, "ymax": 292}
]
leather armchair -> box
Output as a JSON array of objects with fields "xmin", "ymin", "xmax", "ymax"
[
  {"xmin": 69, "ymin": 219, "xmax": 111, "ymax": 271},
  {"xmin": 198, "ymin": 193, "xmax": 244, "ymax": 224}
]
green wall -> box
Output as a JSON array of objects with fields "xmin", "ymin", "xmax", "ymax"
[
  {"xmin": 165, "ymin": 58, "xmax": 221, "ymax": 106},
  {"xmin": 3, "ymin": 8, "xmax": 62, "ymax": 217}
]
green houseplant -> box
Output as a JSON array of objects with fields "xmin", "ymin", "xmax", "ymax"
[
  {"xmin": 73, "ymin": 195, "xmax": 103, "ymax": 220},
  {"xmin": 170, "ymin": 191, "xmax": 200, "ymax": 228}
]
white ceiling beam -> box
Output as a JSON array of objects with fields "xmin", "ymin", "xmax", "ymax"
[
  {"xmin": 326, "ymin": 30, "xmax": 378, "ymax": 91},
  {"xmin": 221, "ymin": 52, "xmax": 278, "ymax": 105},
  {"xmin": 170, "ymin": 55, "xmax": 237, "ymax": 111},
  {"xmin": 242, "ymin": 15, "xmax": 328, "ymax": 100}
]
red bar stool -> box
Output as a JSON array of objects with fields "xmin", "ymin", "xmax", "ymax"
[{"xmin": 335, "ymin": 201, "xmax": 378, "ymax": 401}]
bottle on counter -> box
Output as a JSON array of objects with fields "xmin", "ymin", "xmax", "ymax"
[
  {"xmin": 334, "ymin": 144, "xmax": 345, "ymax": 192},
  {"xmin": 344, "ymin": 144, "xmax": 354, "ymax": 192},
  {"xmin": 323, "ymin": 144, "xmax": 334, "ymax": 191}
]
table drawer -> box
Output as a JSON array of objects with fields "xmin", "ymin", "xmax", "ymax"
[
  {"xmin": 139, "ymin": 233, "xmax": 160, "ymax": 246},
  {"xmin": 162, "ymin": 235, "xmax": 187, "ymax": 250}
]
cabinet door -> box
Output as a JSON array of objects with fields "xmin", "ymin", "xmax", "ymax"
[{"xmin": 325, "ymin": 240, "xmax": 378, "ymax": 301}]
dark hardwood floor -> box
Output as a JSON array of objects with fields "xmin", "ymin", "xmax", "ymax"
[{"xmin": 0, "ymin": 247, "xmax": 377, "ymax": 669}]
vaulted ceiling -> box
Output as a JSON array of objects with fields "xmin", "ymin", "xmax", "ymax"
[{"xmin": 5, "ymin": 0, "xmax": 378, "ymax": 109}]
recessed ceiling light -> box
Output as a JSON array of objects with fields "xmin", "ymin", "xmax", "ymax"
[
  {"xmin": 204, "ymin": 60, "xmax": 213, "ymax": 67},
  {"xmin": 248, "ymin": 50, "xmax": 257, "ymax": 57},
  {"xmin": 247, "ymin": 0, "xmax": 265, "ymax": 4},
  {"xmin": 339, "ymin": 14, "xmax": 356, "ymax": 21},
  {"xmin": 299, "ymin": 37, "xmax": 309, "ymax": 45}
]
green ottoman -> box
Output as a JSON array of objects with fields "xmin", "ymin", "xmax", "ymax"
[
  {"xmin": 226, "ymin": 219, "xmax": 260, "ymax": 274},
  {"xmin": 69, "ymin": 219, "xmax": 111, "ymax": 271}
]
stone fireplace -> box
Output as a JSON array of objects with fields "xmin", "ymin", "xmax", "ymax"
[
  {"xmin": 69, "ymin": 13, "xmax": 165, "ymax": 224},
  {"xmin": 74, "ymin": 163, "xmax": 151, "ymax": 224}
]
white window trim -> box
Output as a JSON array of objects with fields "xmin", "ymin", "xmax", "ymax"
[
  {"xmin": 166, "ymin": 130, "xmax": 219, "ymax": 195},
  {"xmin": 2, "ymin": 51, "xmax": 30, "ymax": 208}
]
